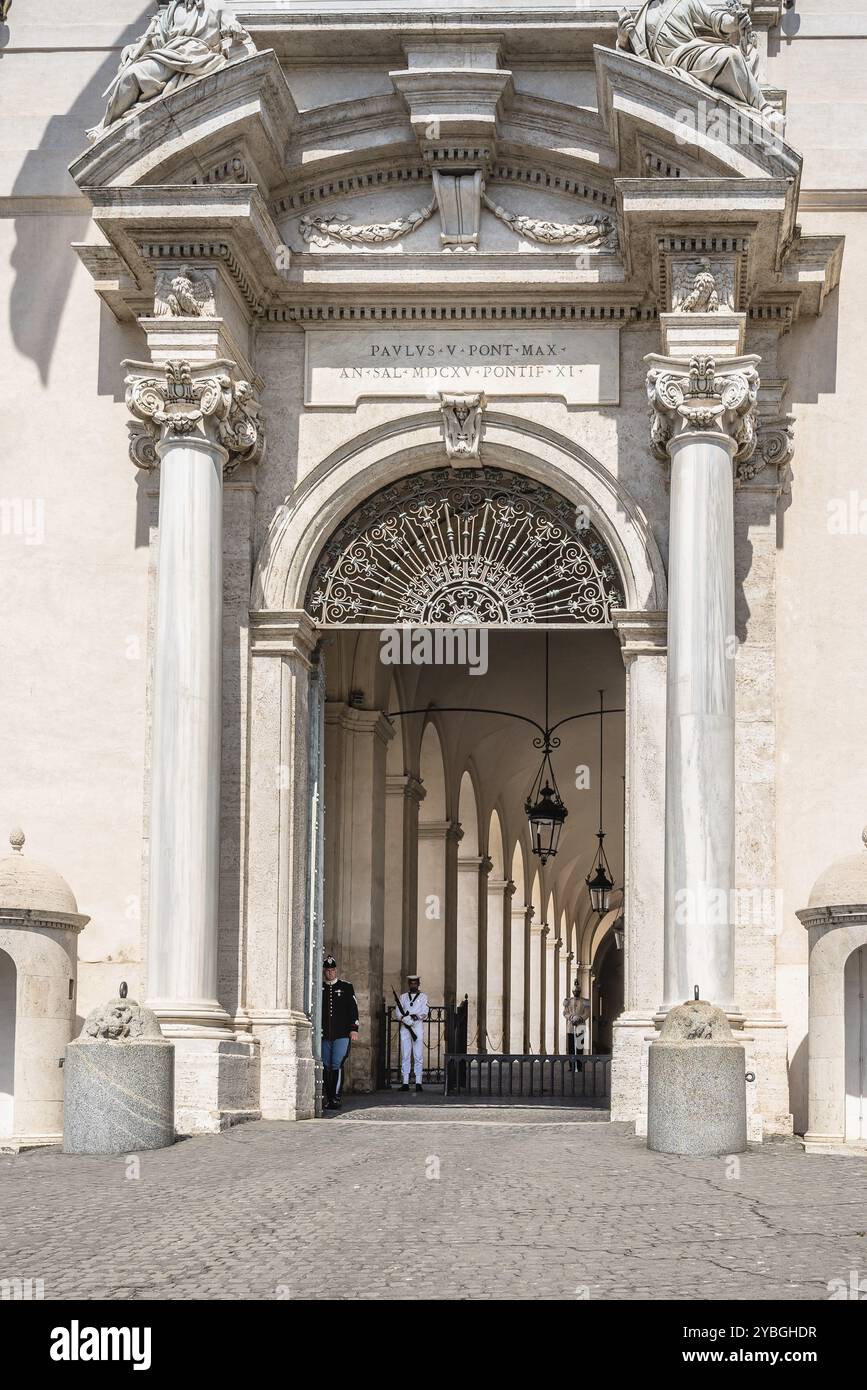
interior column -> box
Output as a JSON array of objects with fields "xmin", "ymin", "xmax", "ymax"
[
  {"xmin": 485, "ymin": 874, "xmax": 509, "ymax": 1052},
  {"xmin": 609, "ymin": 611, "xmax": 667, "ymax": 1122},
  {"xmin": 508, "ymin": 900, "xmax": 528, "ymax": 1052},
  {"xmin": 456, "ymin": 851, "xmax": 482, "ymax": 1049}
]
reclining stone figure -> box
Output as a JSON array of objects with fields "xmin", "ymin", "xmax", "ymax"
[
  {"xmin": 88, "ymin": 0, "xmax": 255, "ymax": 140},
  {"xmin": 617, "ymin": 0, "xmax": 782, "ymax": 130}
]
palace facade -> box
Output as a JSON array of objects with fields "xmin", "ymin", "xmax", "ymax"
[{"xmin": 2, "ymin": 1, "xmax": 866, "ymax": 1152}]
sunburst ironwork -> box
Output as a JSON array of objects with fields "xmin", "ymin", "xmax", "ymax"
[{"xmin": 305, "ymin": 467, "xmax": 624, "ymax": 625}]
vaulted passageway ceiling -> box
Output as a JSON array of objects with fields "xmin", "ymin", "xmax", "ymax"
[{"xmin": 328, "ymin": 626, "xmax": 626, "ymax": 933}]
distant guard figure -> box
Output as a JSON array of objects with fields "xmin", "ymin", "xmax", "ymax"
[
  {"xmin": 321, "ymin": 955, "xmax": 359, "ymax": 1110},
  {"xmin": 563, "ymin": 978, "xmax": 589, "ymax": 1072},
  {"xmin": 397, "ymin": 973, "xmax": 429, "ymax": 1092}
]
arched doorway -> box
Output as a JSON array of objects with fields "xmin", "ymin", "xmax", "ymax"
[
  {"xmin": 305, "ymin": 464, "xmax": 628, "ymax": 1090},
  {"xmin": 0, "ymin": 949, "xmax": 16, "ymax": 1139},
  {"xmin": 247, "ymin": 423, "xmax": 667, "ymax": 1117}
]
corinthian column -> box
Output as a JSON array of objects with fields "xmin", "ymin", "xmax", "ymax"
[
  {"xmin": 125, "ymin": 359, "xmax": 263, "ymax": 1039},
  {"xmin": 647, "ymin": 348, "xmax": 759, "ymax": 1014}
]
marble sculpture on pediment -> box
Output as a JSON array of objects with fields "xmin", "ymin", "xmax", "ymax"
[
  {"xmin": 87, "ymin": 0, "xmax": 256, "ymax": 140},
  {"xmin": 617, "ymin": 0, "xmax": 782, "ymax": 130}
]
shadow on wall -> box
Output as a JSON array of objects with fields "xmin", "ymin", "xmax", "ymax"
[
  {"xmin": 4, "ymin": 6, "xmax": 153, "ymax": 385},
  {"xmin": 776, "ymin": 288, "xmax": 841, "ymax": 553},
  {"xmin": 767, "ymin": 7, "xmax": 801, "ymax": 55},
  {"xmin": 782, "ymin": 289, "xmax": 840, "ymax": 410},
  {"xmin": 789, "ymin": 1029, "xmax": 807, "ymax": 1137}
]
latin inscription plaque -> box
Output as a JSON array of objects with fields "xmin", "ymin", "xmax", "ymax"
[{"xmin": 304, "ymin": 326, "xmax": 620, "ymax": 406}]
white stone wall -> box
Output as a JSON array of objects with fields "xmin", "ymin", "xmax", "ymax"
[
  {"xmin": 0, "ymin": 3, "xmax": 155, "ymax": 1021},
  {"xmin": 768, "ymin": 2, "xmax": 867, "ymax": 1132}
]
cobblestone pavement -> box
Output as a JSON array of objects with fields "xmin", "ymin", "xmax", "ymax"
[{"xmin": 2, "ymin": 1098, "xmax": 867, "ymax": 1301}]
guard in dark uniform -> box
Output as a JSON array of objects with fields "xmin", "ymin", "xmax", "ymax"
[{"xmin": 321, "ymin": 955, "xmax": 359, "ymax": 1110}]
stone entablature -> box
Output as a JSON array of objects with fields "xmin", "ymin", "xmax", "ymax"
[{"xmin": 68, "ymin": 19, "xmax": 842, "ymax": 339}]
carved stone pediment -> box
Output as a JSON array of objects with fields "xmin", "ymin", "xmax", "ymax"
[
  {"xmin": 65, "ymin": 14, "xmax": 841, "ymax": 335},
  {"xmin": 86, "ymin": 0, "xmax": 258, "ymax": 143},
  {"xmin": 615, "ymin": 0, "xmax": 784, "ymax": 134},
  {"xmin": 69, "ymin": 48, "xmax": 296, "ymax": 193},
  {"xmin": 595, "ymin": 44, "xmax": 800, "ymax": 184}
]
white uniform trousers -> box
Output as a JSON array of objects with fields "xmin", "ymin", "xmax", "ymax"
[{"xmin": 399, "ymin": 1022, "xmax": 424, "ymax": 1082}]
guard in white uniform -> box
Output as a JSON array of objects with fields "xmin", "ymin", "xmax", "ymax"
[
  {"xmin": 563, "ymin": 980, "xmax": 589, "ymax": 1071},
  {"xmin": 397, "ymin": 972, "xmax": 429, "ymax": 1092}
]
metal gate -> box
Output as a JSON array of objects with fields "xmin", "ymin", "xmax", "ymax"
[{"xmin": 380, "ymin": 998, "xmax": 467, "ymax": 1087}]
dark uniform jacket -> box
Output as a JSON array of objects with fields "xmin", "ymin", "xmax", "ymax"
[{"xmin": 322, "ymin": 979, "xmax": 359, "ymax": 1041}]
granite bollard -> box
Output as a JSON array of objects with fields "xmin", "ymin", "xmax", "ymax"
[
  {"xmin": 63, "ymin": 985, "xmax": 175, "ymax": 1154},
  {"xmin": 647, "ymin": 999, "xmax": 747, "ymax": 1156}
]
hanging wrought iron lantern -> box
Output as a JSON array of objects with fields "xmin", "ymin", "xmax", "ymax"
[
  {"xmin": 525, "ymin": 758, "xmax": 568, "ymax": 865},
  {"xmin": 585, "ymin": 690, "xmax": 615, "ymax": 914},
  {"xmin": 526, "ymin": 634, "xmax": 568, "ymax": 864}
]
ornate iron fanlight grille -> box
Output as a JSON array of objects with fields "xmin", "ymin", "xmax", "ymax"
[{"xmin": 305, "ymin": 468, "xmax": 624, "ymax": 625}]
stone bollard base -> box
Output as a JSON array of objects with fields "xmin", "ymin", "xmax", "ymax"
[
  {"xmin": 647, "ymin": 1000, "xmax": 747, "ymax": 1156},
  {"xmin": 63, "ymin": 990, "xmax": 176, "ymax": 1153},
  {"xmin": 63, "ymin": 1036, "xmax": 175, "ymax": 1155}
]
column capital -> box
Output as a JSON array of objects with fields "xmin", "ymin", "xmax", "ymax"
[
  {"xmin": 249, "ymin": 610, "xmax": 319, "ymax": 664},
  {"xmin": 446, "ymin": 820, "xmax": 465, "ymax": 846},
  {"xmin": 479, "ymin": 854, "xmax": 494, "ymax": 876},
  {"xmin": 387, "ymin": 773, "xmax": 426, "ymax": 804},
  {"xmin": 645, "ymin": 353, "xmax": 760, "ymax": 466},
  {"xmin": 124, "ymin": 357, "xmax": 264, "ymax": 474},
  {"xmin": 737, "ymin": 414, "xmax": 795, "ymax": 491},
  {"xmin": 325, "ymin": 704, "xmax": 394, "ymax": 747},
  {"xmin": 418, "ymin": 819, "xmax": 455, "ymax": 842},
  {"xmin": 504, "ymin": 878, "xmax": 517, "ymax": 899},
  {"xmin": 404, "ymin": 774, "xmax": 426, "ymax": 805},
  {"xmin": 612, "ymin": 608, "xmax": 668, "ymax": 659}
]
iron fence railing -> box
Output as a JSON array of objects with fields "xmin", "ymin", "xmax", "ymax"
[{"xmin": 443, "ymin": 1053, "xmax": 611, "ymax": 1101}]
